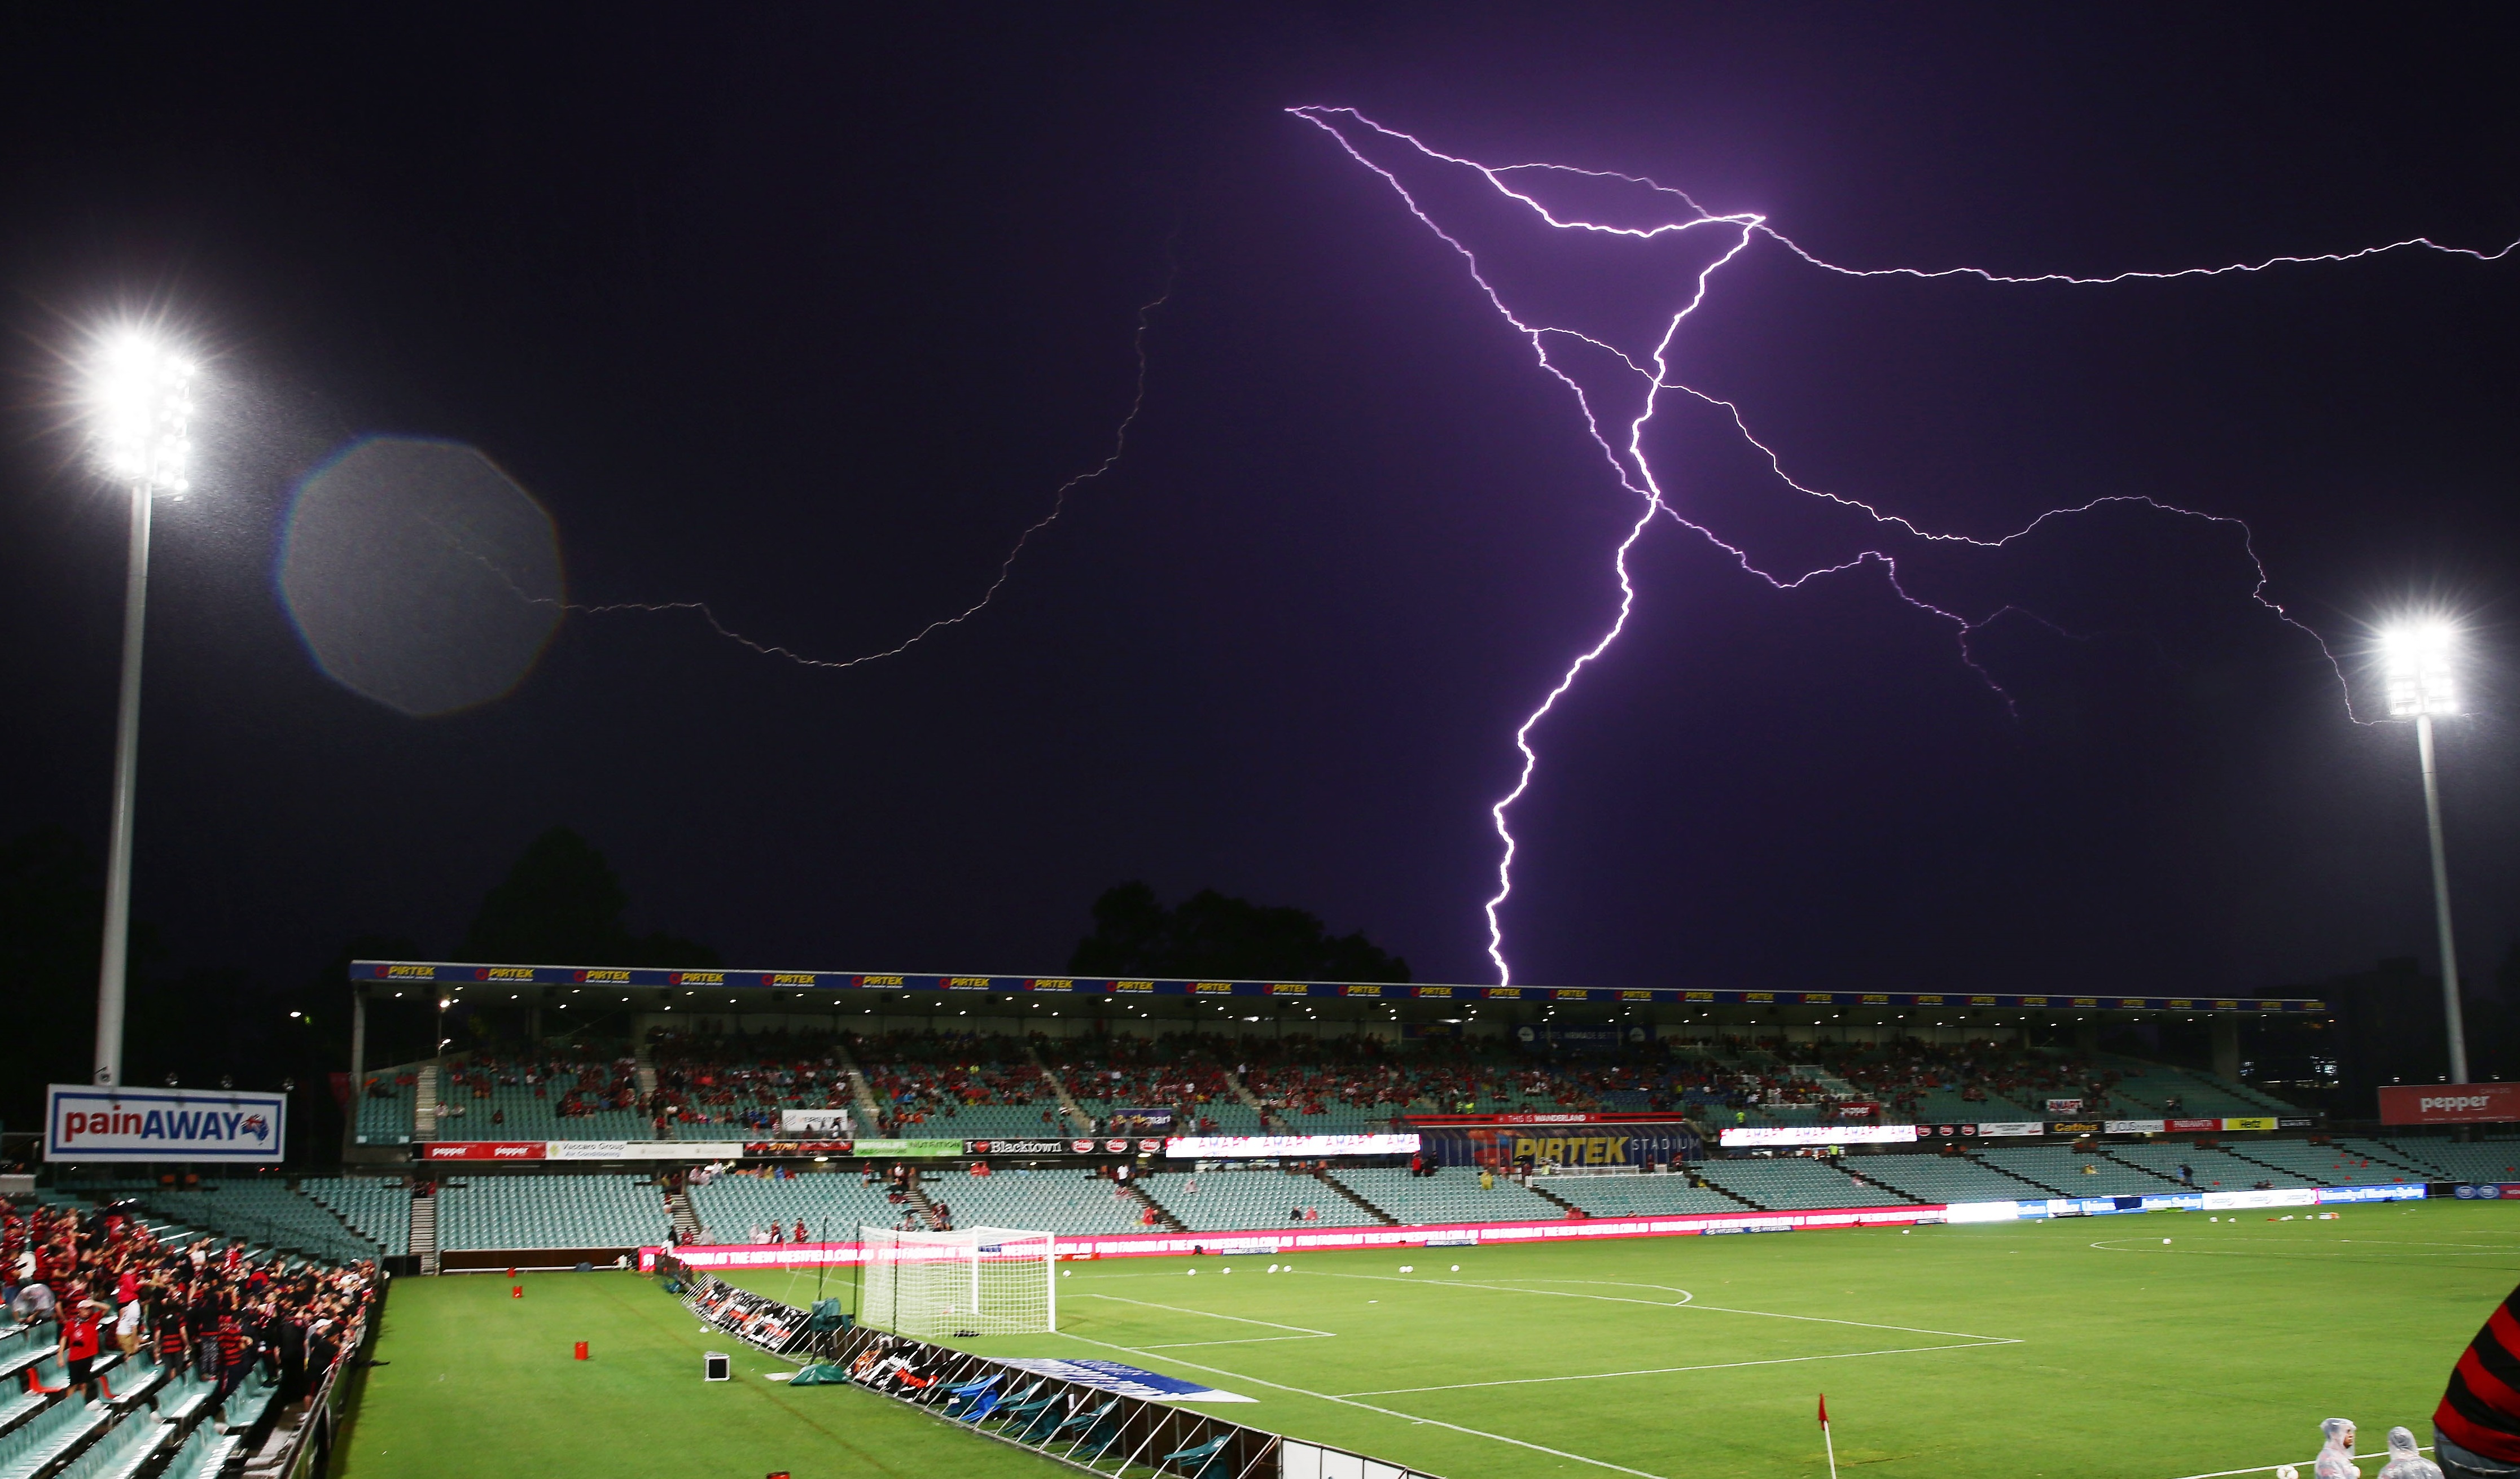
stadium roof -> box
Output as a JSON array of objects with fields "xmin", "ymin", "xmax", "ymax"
[{"xmin": 349, "ymin": 961, "xmax": 2326, "ymax": 1014}]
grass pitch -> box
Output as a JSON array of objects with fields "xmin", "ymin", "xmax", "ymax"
[{"xmin": 341, "ymin": 1200, "xmax": 2520, "ymax": 1478}]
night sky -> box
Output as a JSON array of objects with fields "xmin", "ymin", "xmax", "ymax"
[{"xmin": 5, "ymin": 6, "xmax": 2517, "ymax": 1001}]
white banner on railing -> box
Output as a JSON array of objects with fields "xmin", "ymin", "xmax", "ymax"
[
  {"xmin": 1717, "ymin": 1124, "xmax": 1918, "ymax": 1148},
  {"xmin": 1162, "ymin": 1134, "xmax": 1419, "ymax": 1158}
]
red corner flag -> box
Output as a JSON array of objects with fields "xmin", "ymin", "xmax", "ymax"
[{"xmin": 1817, "ymin": 1394, "xmax": 1829, "ymax": 1427}]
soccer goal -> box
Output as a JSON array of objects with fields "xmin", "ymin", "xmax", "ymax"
[{"xmin": 856, "ymin": 1226, "xmax": 1057, "ymax": 1337}]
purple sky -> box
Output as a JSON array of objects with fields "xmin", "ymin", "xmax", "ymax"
[{"xmin": 3, "ymin": 6, "xmax": 2517, "ymax": 998}]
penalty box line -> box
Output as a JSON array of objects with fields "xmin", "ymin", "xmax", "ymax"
[
  {"xmin": 1057, "ymin": 1332, "xmax": 1672, "ymax": 1479},
  {"xmin": 1341, "ymin": 1338, "xmax": 2021, "ymax": 1397},
  {"xmin": 1298, "ymin": 1270, "xmax": 2018, "ymax": 1343},
  {"xmin": 1070, "ymin": 1291, "xmax": 1337, "ymax": 1337}
]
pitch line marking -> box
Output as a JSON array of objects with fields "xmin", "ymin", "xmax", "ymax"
[
  {"xmin": 1340, "ymin": 1338, "xmax": 2021, "ymax": 1396},
  {"xmin": 1070, "ymin": 1291, "xmax": 1336, "ymax": 1336},
  {"xmin": 1138, "ymin": 1335, "xmax": 1335, "ymax": 1349},
  {"xmin": 1058, "ymin": 1332, "xmax": 1669, "ymax": 1479},
  {"xmin": 1298, "ymin": 1270, "xmax": 2014, "ymax": 1342}
]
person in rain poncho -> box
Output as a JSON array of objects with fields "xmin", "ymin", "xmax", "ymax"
[
  {"xmin": 2318, "ymin": 1419, "xmax": 2362, "ymax": 1479},
  {"xmin": 2380, "ymin": 1425, "xmax": 2444, "ymax": 1479}
]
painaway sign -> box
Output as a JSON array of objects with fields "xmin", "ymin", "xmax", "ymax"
[{"xmin": 46, "ymin": 1084, "xmax": 287, "ymax": 1163}]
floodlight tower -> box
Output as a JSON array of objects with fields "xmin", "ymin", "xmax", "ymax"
[
  {"xmin": 2382, "ymin": 622, "xmax": 2466, "ymax": 1084},
  {"xmin": 85, "ymin": 331, "xmax": 196, "ymax": 1088}
]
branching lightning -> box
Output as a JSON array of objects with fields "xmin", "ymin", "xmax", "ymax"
[
  {"xmin": 1288, "ymin": 104, "xmax": 2520, "ymax": 985},
  {"xmin": 568, "ymin": 269, "xmax": 1176, "ymax": 671}
]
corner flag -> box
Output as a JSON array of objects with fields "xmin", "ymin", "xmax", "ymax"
[
  {"xmin": 1817, "ymin": 1394, "xmax": 1829, "ymax": 1426},
  {"xmin": 1818, "ymin": 1393, "xmax": 1838, "ymax": 1479}
]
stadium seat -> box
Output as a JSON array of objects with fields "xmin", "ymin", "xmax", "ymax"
[
  {"xmin": 1145, "ymin": 1171, "xmax": 1382, "ymax": 1232},
  {"xmin": 0, "ymin": 1395, "xmax": 109, "ymax": 1479},
  {"xmin": 1969, "ymin": 1147, "xmax": 2179, "ymax": 1198},
  {"xmin": 435, "ymin": 1174, "xmax": 673, "ymax": 1250},
  {"xmin": 1841, "ymin": 1155, "xmax": 2049, "ymax": 1205},
  {"xmin": 51, "ymin": 1412, "xmax": 170, "ymax": 1479},
  {"xmin": 1692, "ymin": 1159, "xmax": 1914, "ymax": 1210},
  {"xmin": 155, "ymin": 1425, "xmax": 239, "ymax": 1479},
  {"xmin": 1330, "ymin": 1167, "xmax": 1565, "ymax": 1223},
  {"xmin": 1540, "ymin": 1175, "xmax": 1753, "ymax": 1216}
]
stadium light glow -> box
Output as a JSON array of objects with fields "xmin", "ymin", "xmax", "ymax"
[
  {"xmin": 86, "ymin": 330, "xmax": 196, "ymax": 496},
  {"xmin": 2381, "ymin": 616, "xmax": 2470, "ymax": 1083},
  {"xmin": 2382, "ymin": 622, "xmax": 2459, "ymax": 717},
  {"xmin": 81, "ymin": 326, "xmax": 204, "ymax": 1088}
]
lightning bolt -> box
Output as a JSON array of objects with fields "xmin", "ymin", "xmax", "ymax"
[
  {"xmin": 1289, "ymin": 105, "xmax": 2518, "ymax": 986},
  {"xmin": 568, "ymin": 266, "xmax": 1176, "ymax": 670}
]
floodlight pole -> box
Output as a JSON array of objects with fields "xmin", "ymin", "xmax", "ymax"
[
  {"xmin": 92, "ymin": 478, "xmax": 154, "ymax": 1087},
  {"xmin": 2416, "ymin": 711, "xmax": 2468, "ymax": 1086}
]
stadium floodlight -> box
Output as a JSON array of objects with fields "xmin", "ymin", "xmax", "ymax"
[
  {"xmin": 82, "ymin": 328, "xmax": 198, "ymax": 1087},
  {"xmin": 2381, "ymin": 619, "xmax": 2467, "ymax": 1084}
]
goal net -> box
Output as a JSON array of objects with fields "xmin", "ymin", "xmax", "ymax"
[{"xmin": 857, "ymin": 1226, "xmax": 1056, "ymax": 1337}]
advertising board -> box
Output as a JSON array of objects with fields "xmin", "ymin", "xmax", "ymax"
[
  {"xmin": 421, "ymin": 1141, "xmax": 545, "ymax": 1161},
  {"xmin": 777, "ymin": 1109, "xmax": 851, "ymax": 1136},
  {"xmin": 46, "ymin": 1084, "xmax": 286, "ymax": 1163},
  {"xmin": 2379, "ymin": 1084, "xmax": 2520, "ymax": 1125},
  {"xmin": 1417, "ymin": 1122, "xmax": 1699, "ymax": 1171}
]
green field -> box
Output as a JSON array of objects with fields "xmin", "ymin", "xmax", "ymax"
[{"xmin": 343, "ymin": 1200, "xmax": 2520, "ymax": 1478}]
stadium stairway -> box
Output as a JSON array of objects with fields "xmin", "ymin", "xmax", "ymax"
[
  {"xmin": 1832, "ymin": 1162, "xmax": 1929, "ymax": 1205},
  {"xmin": 1314, "ymin": 1169, "xmax": 1401, "ymax": 1226},
  {"xmin": 832, "ymin": 1039, "xmax": 888, "ymax": 1133},
  {"xmin": 1022, "ymin": 1042, "xmax": 1093, "ymax": 1134},
  {"xmin": 414, "ymin": 1064, "xmax": 440, "ymax": 1140},
  {"xmin": 906, "ymin": 1176, "xmax": 946, "ymax": 1231},
  {"xmin": 667, "ymin": 1188, "xmax": 703, "ymax": 1243},
  {"xmin": 1220, "ymin": 1067, "xmax": 1270, "ymax": 1123},
  {"xmin": 632, "ymin": 1042, "xmax": 665, "ymax": 1137},
  {"xmin": 411, "ymin": 1191, "xmax": 439, "ymax": 1275},
  {"xmin": 1121, "ymin": 1179, "xmax": 1185, "ymax": 1233}
]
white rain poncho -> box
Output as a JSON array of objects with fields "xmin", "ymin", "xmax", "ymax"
[
  {"xmin": 2376, "ymin": 1425, "xmax": 2442, "ymax": 1479},
  {"xmin": 2317, "ymin": 1419, "xmax": 2362, "ymax": 1479}
]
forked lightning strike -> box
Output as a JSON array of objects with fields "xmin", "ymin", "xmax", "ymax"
[
  {"xmin": 1287, "ymin": 104, "xmax": 2519, "ymax": 986},
  {"xmin": 572, "ymin": 273, "xmax": 1174, "ymax": 670}
]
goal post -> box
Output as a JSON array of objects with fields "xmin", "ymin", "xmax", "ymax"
[{"xmin": 857, "ymin": 1226, "xmax": 1057, "ymax": 1337}]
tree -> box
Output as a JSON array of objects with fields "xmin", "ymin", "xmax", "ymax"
[
  {"xmin": 458, "ymin": 827, "xmax": 718, "ymax": 968},
  {"xmin": 1068, "ymin": 882, "xmax": 1409, "ymax": 982}
]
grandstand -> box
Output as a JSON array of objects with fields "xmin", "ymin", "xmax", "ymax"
[
  {"xmin": 2107, "ymin": 1141, "xmax": 2316, "ymax": 1190},
  {"xmin": 934, "ymin": 1167, "xmax": 1169, "ymax": 1234},
  {"xmin": 303, "ymin": 1176, "xmax": 415, "ymax": 1256},
  {"xmin": 1537, "ymin": 1172, "xmax": 1748, "ymax": 1216},
  {"xmin": 1694, "ymin": 1157, "xmax": 1917, "ymax": 1210},
  {"xmin": 1145, "ymin": 1168, "xmax": 1384, "ymax": 1231},
  {"xmin": 686, "ymin": 1168, "xmax": 915, "ymax": 1239},
  {"xmin": 2214, "ymin": 1139, "xmax": 2425, "ymax": 1187},
  {"xmin": 1847, "ymin": 1152, "xmax": 2052, "ymax": 1204},
  {"xmin": 1329, "ymin": 1165, "xmax": 1565, "ymax": 1222},
  {"xmin": 2363, "ymin": 1136, "xmax": 2520, "ymax": 1184},
  {"xmin": 1971, "ymin": 1145, "xmax": 2180, "ymax": 1197},
  {"xmin": 435, "ymin": 1173, "xmax": 672, "ymax": 1251}
]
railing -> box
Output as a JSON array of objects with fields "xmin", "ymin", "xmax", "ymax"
[
  {"xmin": 260, "ymin": 1283, "xmax": 385, "ymax": 1479},
  {"xmin": 663, "ymin": 1259, "xmax": 1440, "ymax": 1478}
]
